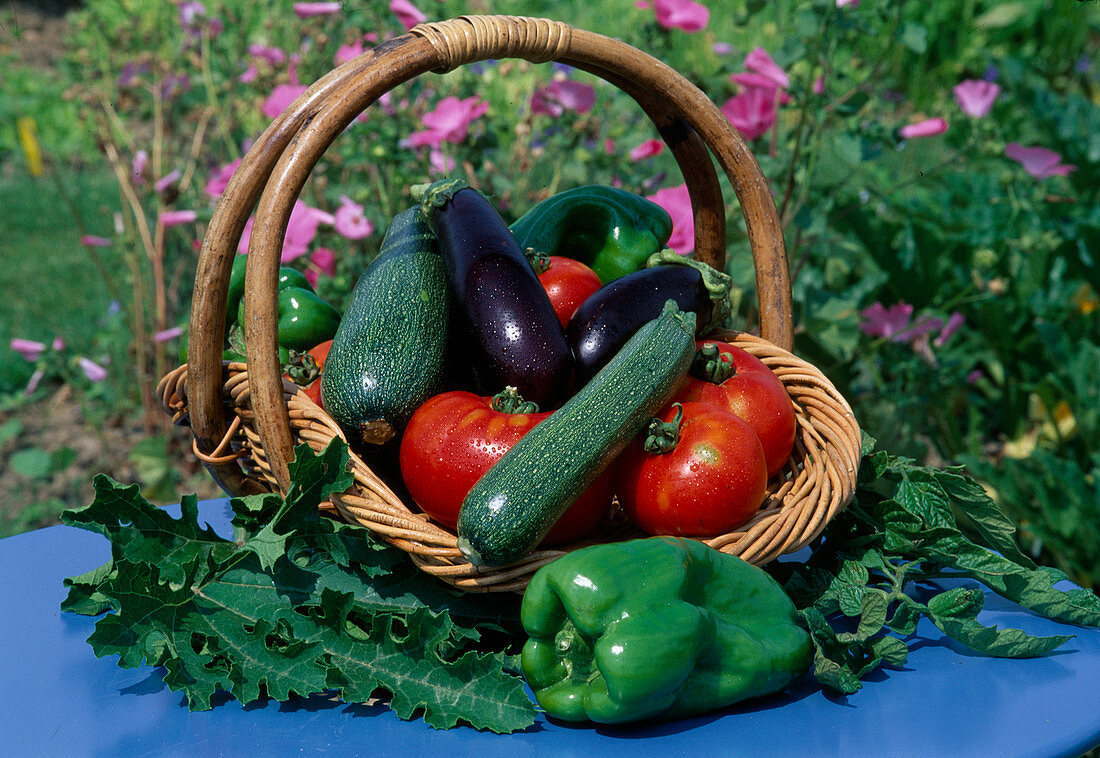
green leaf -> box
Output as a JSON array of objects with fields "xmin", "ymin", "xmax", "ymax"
[
  {"xmin": 10, "ymin": 447, "xmax": 53, "ymax": 479},
  {"xmin": 900, "ymin": 22, "xmax": 928, "ymax": 54},
  {"xmin": 62, "ymin": 478, "xmax": 232, "ymax": 587},
  {"xmin": 923, "ymin": 588, "xmax": 1072, "ymax": 658},
  {"xmin": 62, "ymin": 441, "xmax": 534, "ymax": 733},
  {"xmin": 868, "ymin": 635, "xmax": 909, "ymax": 668},
  {"xmin": 921, "ymin": 535, "xmax": 1100, "ymax": 628},
  {"xmin": 856, "ymin": 590, "xmax": 890, "ymax": 640},
  {"xmin": 0, "ymin": 418, "xmax": 24, "ymax": 445},
  {"xmin": 319, "ymin": 592, "xmax": 534, "ymax": 732}
]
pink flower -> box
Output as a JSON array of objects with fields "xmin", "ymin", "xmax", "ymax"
[
  {"xmin": 23, "ymin": 368, "xmax": 44, "ymax": 397},
  {"xmin": 80, "ymin": 235, "xmax": 112, "ymax": 247},
  {"xmin": 859, "ymin": 302, "xmax": 914, "ymax": 341},
  {"xmin": 248, "ymin": 44, "xmax": 287, "ymax": 66},
  {"xmin": 390, "ymin": 0, "xmax": 426, "ymax": 30},
  {"xmin": 744, "ymin": 47, "xmax": 789, "ymax": 90},
  {"xmin": 178, "ymin": 1, "xmax": 206, "ymax": 28},
  {"xmin": 52, "ymin": 336, "xmax": 65, "ymax": 351},
  {"xmin": 898, "ymin": 117, "xmax": 948, "ymax": 139},
  {"xmin": 132, "ymin": 149, "xmax": 149, "ymax": 184},
  {"xmin": 530, "ymin": 80, "xmax": 597, "ymax": 117},
  {"xmin": 333, "ymin": 195, "xmax": 374, "ymax": 240},
  {"xmin": 730, "ymin": 72, "xmax": 792, "ymax": 104},
  {"xmin": 813, "ymin": 76, "xmax": 825, "ymax": 95},
  {"xmin": 11, "ymin": 338, "xmax": 46, "ymax": 362},
  {"xmin": 859, "ymin": 302, "xmax": 946, "ymax": 345},
  {"xmin": 159, "ymin": 209, "xmax": 198, "ymax": 227},
  {"xmin": 262, "ymin": 83, "xmax": 308, "ymax": 119},
  {"xmin": 205, "ymin": 158, "xmax": 242, "ymax": 198},
  {"xmin": 429, "ymin": 148, "xmax": 455, "ymax": 176},
  {"xmin": 653, "ymin": 0, "xmax": 709, "ymax": 32},
  {"xmin": 154, "ymin": 326, "xmax": 185, "ymax": 343},
  {"xmin": 629, "ymin": 139, "xmax": 665, "ymax": 162},
  {"xmin": 1005, "ymin": 143, "xmax": 1077, "ymax": 179},
  {"xmin": 953, "ymin": 80, "xmax": 1000, "ymax": 118},
  {"xmin": 78, "ymin": 357, "xmax": 108, "ymax": 383},
  {"xmin": 155, "ymin": 169, "xmax": 182, "ymax": 194},
  {"xmin": 293, "ymin": 2, "xmax": 341, "ymax": 17},
  {"xmin": 836, "ymin": 0, "xmax": 860, "ymax": 7},
  {"xmin": 647, "ymin": 184, "xmax": 694, "ymax": 254},
  {"xmin": 721, "ymin": 87, "xmax": 776, "ymax": 140},
  {"xmin": 335, "ymin": 40, "xmax": 365, "ymax": 66},
  {"xmin": 404, "ymin": 95, "xmax": 488, "ymax": 149},
  {"xmin": 934, "ymin": 312, "xmax": 965, "ymax": 347},
  {"xmin": 237, "ymin": 200, "xmax": 333, "ymax": 262},
  {"xmin": 305, "ymin": 247, "xmax": 337, "ymax": 287}
]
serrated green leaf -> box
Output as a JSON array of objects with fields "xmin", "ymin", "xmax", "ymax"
[
  {"xmin": 319, "ymin": 593, "xmax": 533, "ymax": 733},
  {"xmin": 61, "ymin": 560, "xmax": 117, "ymax": 615},
  {"xmin": 62, "ymin": 478, "xmax": 232, "ymax": 587},
  {"xmin": 937, "ymin": 469, "xmax": 1036, "ymax": 569},
  {"xmin": 62, "ymin": 441, "xmax": 533, "ymax": 733}
]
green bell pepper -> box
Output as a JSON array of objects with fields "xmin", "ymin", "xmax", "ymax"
[
  {"xmin": 509, "ymin": 185, "xmax": 673, "ymax": 283},
  {"xmin": 224, "ymin": 254, "xmax": 314, "ymax": 334},
  {"xmin": 235, "ymin": 286, "xmax": 340, "ymax": 353},
  {"xmin": 180, "ymin": 256, "xmax": 339, "ymax": 364},
  {"xmin": 520, "ymin": 537, "xmax": 812, "ymax": 724}
]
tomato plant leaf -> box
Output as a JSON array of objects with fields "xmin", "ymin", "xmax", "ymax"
[{"xmin": 775, "ymin": 444, "xmax": 1100, "ymax": 694}]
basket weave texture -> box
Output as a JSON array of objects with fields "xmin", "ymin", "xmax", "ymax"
[{"xmin": 161, "ymin": 15, "xmax": 862, "ymax": 592}]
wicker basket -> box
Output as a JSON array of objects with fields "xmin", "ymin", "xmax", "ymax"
[{"xmin": 158, "ymin": 15, "xmax": 861, "ymax": 592}]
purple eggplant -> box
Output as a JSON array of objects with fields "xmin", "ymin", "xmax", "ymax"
[
  {"xmin": 419, "ymin": 178, "xmax": 575, "ymax": 408},
  {"xmin": 566, "ymin": 250, "xmax": 733, "ymax": 387}
]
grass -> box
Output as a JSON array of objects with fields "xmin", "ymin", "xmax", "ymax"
[{"xmin": 0, "ymin": 165, "xmax": 122, "ymax": 390}]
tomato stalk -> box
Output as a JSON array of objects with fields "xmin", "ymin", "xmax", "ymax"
[
  {"xmin": 490, "ymin": 386, "xmax": 540, "ymax": 415},
  {"xmin": 641, "ymin": 402, "xmax": 684, "ymax": 454},
  {"xmin": 523, "ymin": 248, "xmax": 553, "ymax": 276},
  {"xmin": 690, "ymin": 343, "xmax": 737, "ymax": 385}
]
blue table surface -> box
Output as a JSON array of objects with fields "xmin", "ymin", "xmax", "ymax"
[{"xmin": 4, "ymin": 497, "xmax": 1100, "ymax": 758}]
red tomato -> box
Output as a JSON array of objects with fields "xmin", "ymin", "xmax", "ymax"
[
  {"xmin": 672, "ymin": 340, "xmax": 796, "ymax": 478},
  {"xmin": 536, "ymin": 256, "xmax": 602, "ymax": 327},
  {"xmin": 285, "ymin": 339, "xmax": 332, "ymax": 408},
  {"xmin": 615, "ymin": 402, "xmax": 768, "ymax": 537},
  {"xmin": 398, "ymin": 389, "xmax": 612, "ymax": 545}
]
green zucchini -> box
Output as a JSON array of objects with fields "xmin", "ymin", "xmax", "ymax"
[
  {"xmin": 456, "ymin": 300, "xmax": 697, "ymax": 567},
  {"xmin": 320, "ymin": 207, "xmax": 450, "ymax": 445}
]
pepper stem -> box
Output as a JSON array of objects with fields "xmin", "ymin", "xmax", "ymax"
[
  {"xmin": 690, "ymin": 342, "xmax": 736, "ymax": 385},
  {"xmin": 643, "ymin": 403, "xmax": 684, "ymax": 454},
  {"xmin": 490, "ymin": 386, "xmax": 540, "ymax": 414}
]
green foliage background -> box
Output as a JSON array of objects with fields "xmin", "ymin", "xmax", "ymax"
[{"xmin": 0, "ymin": 0, "xmax": 1097, "ymax": 589}]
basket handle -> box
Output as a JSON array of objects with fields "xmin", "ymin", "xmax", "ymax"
[{"xmin": 188, "ymin": 15, "xmax": 792, "ymax": 492}]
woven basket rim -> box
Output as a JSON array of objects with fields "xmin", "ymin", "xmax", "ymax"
[{"xmin": 158, "ymin": 330, "xmax": 861, "ymax": 592}]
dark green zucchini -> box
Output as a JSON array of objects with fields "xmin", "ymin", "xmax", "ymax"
[
  {"xmin": 456, "ymin": 300, "xmax": 697, "ymax": 567},
  {"xmin": 320, "ymin": 207, "xmax": 450, "ymax": 445}
]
